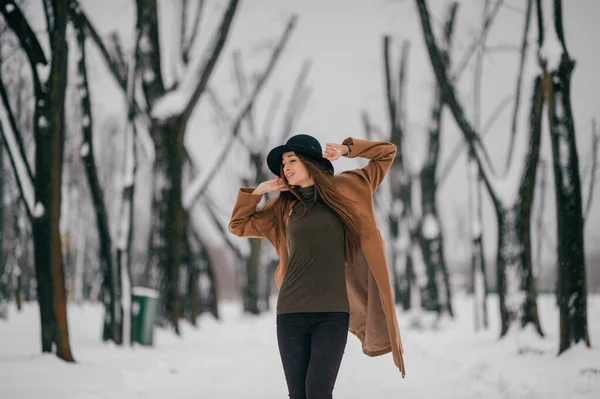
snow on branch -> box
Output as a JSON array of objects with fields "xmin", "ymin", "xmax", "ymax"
[
  {"xmin": 182, "ymin": 0, "xmax": 205, "ymax": 64},
  {"xmin": 1, "ymin": 0, "xmax": 48, "ymax": 89},
  {"xmin": 182, "ymin": 15, "xmax": 298, "ymax": 209},
  {"xmin": 152, "ymin": 0, "xmax": 242, "ymax": 121},
  {"xmin": 536, "ymin": 0, "xmax": 564, "ymax": 73},
  {"xmin": 494, "ymin": 0, "xmax": 540, "ymax": 206}
]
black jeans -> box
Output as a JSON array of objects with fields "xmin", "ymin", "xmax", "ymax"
[{"xmin": 276, "ymin": 312, "xmax": 350, "ymax": 399}]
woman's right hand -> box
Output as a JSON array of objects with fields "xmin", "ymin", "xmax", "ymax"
[{"xmin": 252, "ymin": 177, "xmax": 289, "ymax": 195}]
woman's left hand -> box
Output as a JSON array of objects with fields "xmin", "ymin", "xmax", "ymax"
[{"xmin": 323, "ymin": 143, "xmax": 346, "ymax": 161}]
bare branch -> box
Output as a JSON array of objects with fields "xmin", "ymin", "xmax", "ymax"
[
  {"xmin": 415, "ymin": 0, "xmax": 498, "ymax": 197},
  {"xmin": 584, "ymin": 119, "xmax": 599, "ymax": 222},
  {"xmin": 0, "ymin": 122, "xmax": 33, "ymax": 219},
  {"xmin": 484, "ymin": 44, "xmax": 521, "ymax": 54},
  {"xmin": 180, "ymin": 0, "xmax": 188, "ymax": 62},
  {"xmin": 395, "ymin": 41, "xmax": 410, "ymax": 131},
  {"xmin": 436, "ymin": 94, "xmax": 512, "ymax": 187},
  {"xmin": 68, "ymin": 2, "xmax": 126, "ymax": 92},
  {"xmin": 451, "ymin": 0, "xmax": 503, "ymax": 81},
  {"xmin": 383, "ymin": 36, "xmax": 399, "ymax": 144},
  {"xmin": 276, "ymin": 58, "xmax": 312, "ymax": 145},
  {"xmin": 108, "ymin": 32, "xmax": 128, "ymax": 84},
  {"xmin": 535, "ymin": 157, "xmax": 547, "ymax": 274},
  {"xmin": 182, "ymin": 0, "xmax": 206, "ymax": 65},
  {"xmin": 183, "ymin": 15, "xmax": 297, "ymax": 209},
  {"xmin": 205, "ymin": 87, "xmax": 252, "ymax": 149},
  {"xmin": 233, "ymin": 51, "xmax": 257, "ymax": 138},
  {"xmin": 136, "ymin": 0, "xmax": 166, "ymax": 105},
  {"xmin": 0, "ymin": 74, "xmax": 34, "ymax": 182},
  {"xmin": 0, "ymin": 0, "xmax": 47, "ymax": 94},
  {"xmin": 505, "ymin": 0, "xmax": 534, "ymax": 167},
  {"xmin": 42, "ymin": 0, "xmax": 54, "ymax": 37},
  {"xmin": 203, "ymin": 197, "xmax": 245, "ymax": 261},
  {"xmin": 180, "ymin": 0, "xmax": 241, "ymax": 124},
  {"xmin": 261, "ymin": 90, "xmax": 282, "ymax": 140}
]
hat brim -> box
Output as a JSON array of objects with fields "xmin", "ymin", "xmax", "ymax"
[{"xmin": 266, "ymin": 144, "xmax": 334, "ymax": 177}]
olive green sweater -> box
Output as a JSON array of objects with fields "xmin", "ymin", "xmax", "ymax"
[{"xmin": 276, "ymin": 185, "xmax": 349, "ymax": 315}]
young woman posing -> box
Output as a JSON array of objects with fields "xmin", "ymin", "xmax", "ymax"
[{"xmin": 229, "ymin": 134, "xmax": 406, "ymax": 398}]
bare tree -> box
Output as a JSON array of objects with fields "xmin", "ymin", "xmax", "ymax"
[
  {"xmin": 216, "ymin": 52, "xmax": 311, "ymax": 314},
  {"xmin": 535, "ymin": 0, "xmax": 591, "ymax": 353},
  {"xmin": 469, "ymin": 0, "xmax": 493, "ymax": 332},
  {"xmin": 418, "ymin": 3, "xmax": 457, "ymax": 318},
  {"xmin": 68, "ymin": 2, "xmax": 121, "ymax": 344},
  {"xmin": 416, "ymin": 0, "xmax": 545, "ymax": 337},
  {"xmin": 373, "ymin": 5, "xmax": 456, "ymax": 318},
  {"xmin": 0, "ymin": 0, "xmax": 74, "ymax": 361}
]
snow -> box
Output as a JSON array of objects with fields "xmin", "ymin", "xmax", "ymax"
[
  {"xmin": 3, "ymin": 294, "xmax": 598, "ymax": 398},
  {"xmin": 32, "ymin": 202, "xmax": 45, "ymax": 218},
  {"xmin": 151, "ymin": 89, "xmax": 190, "ymax": 120},
  {"xmin": 421, "ymin": 213, "xmax": 440, "ymax": 239},
  {"xmin": 538, "ymin": 0, "xmax": 564, "ymax": 72},
  {"xmin": 36, "ymin": 63, "xmax": 50, "ymax": 83},
  {"xmin": 5, "ymin": 4, "xmax": 14, "ymax": 13},
  {"xmin": 131, "ymin": 287, "xmax": 160, "ymax": 298},
  {"xmin": 38, "ymin": 115, "xmax": 48, "ymax": 128},
  {"xmin": 80, "ymin": 142, "xmax": 90, "ymax": 157}
]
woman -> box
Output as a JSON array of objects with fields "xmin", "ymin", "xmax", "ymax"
[{"xmin": 229, "ymin": 134, "xmax": 406, "ymax": 398}]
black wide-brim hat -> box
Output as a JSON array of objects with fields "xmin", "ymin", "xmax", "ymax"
[{"xmin": 266, "ymin": 134, "xmax": 334, "ymax": 176}]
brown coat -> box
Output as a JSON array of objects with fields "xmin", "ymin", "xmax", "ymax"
[{"xmin": 228, "ymin": 137, "xmax": 406, "ymax": 377}]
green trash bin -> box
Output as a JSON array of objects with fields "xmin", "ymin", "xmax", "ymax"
[{"xmin": 131, "ymin": 287, "xmax": 160, "ymax": 346}]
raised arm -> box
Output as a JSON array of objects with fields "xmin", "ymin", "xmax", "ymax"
[
  {"xmin": 341, "ymin": 137, "xmax": 397, "ymax": 192},
  {"xmin": 229, "ymin": 177, "xmax": 288, "ymax": 242},
  {"xmin": 228, "ymin": 188, "xmax": 273, "ymax": 240}
]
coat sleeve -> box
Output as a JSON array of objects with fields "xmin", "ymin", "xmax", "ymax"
[
  {"xmin": 342, "ymin": 137, "xmax": 397, "ymax": 192},
  {"xmin": 228, "ymin": 188, "xmax": 276, "ymax": 243}
]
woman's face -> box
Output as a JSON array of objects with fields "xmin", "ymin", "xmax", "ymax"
[{"xmin": 282, "ymin": 152, "xmax": 314, "ymax": 187}]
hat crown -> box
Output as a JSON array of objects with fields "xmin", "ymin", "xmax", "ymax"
[
  {"xmin": 266, "ymin": 133, "xmax": 333, "ymax": 176},
  {"xmin": 286, "ymin": 134, "xmax": 322, "ymax": 153}
]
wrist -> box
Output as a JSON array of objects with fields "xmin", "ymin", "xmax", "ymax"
[{"xmin": 251, "ymin": 188, "xmax": 264, "ymax": 195}]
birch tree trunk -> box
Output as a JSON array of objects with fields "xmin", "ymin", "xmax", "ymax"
[{"xmin": 536, "ymin": 0, "xmax": 590, "ymax": 353}]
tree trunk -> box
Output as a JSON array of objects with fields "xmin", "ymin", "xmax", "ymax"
[
  {"xmin": 534, "ymin": 0, "xmax": 590, "ymax": 354},
  {"xmin": 73, "ymin": 17, "xmax": 119, "ymax": 344},
  {"xmin": 468, "ymin": 154, "xmax": 488, "ymax": 330},
  {"xmin": 148, "ymin": 121, "xmax": 186, "ymax": 334},
  {"xmin": 0, "ymin": 140, "xmax": 4, "ymax": 276},
  {"xmin": 245, "ymin": 238, "xmax": 261, "ymax": 315},
  {"xmin": 496, "ymin": 201, "xmax": 543, "ymax": 337},
  {"xmin": 32, "ymin": 0, "xmax": 74, "ymax": 361}
]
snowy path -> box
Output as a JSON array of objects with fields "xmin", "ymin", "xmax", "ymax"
[{"xmin": 1, "ymin": 294, "xmax": 599, "ymax": 399}]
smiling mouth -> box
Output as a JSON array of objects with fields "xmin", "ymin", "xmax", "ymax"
[{"xmin": 286, "ymin": 172, "xmax": 295, "ymax": 179}]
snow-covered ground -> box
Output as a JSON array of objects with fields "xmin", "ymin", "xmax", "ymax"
[{"xmin": 1, "ymin": 294, "xmax": 599, "ymax": 399}]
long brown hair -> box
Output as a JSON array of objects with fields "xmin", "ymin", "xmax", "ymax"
[{"xmin": 256, "ymin": 153, "xmax": 361, "ymax": 262}]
